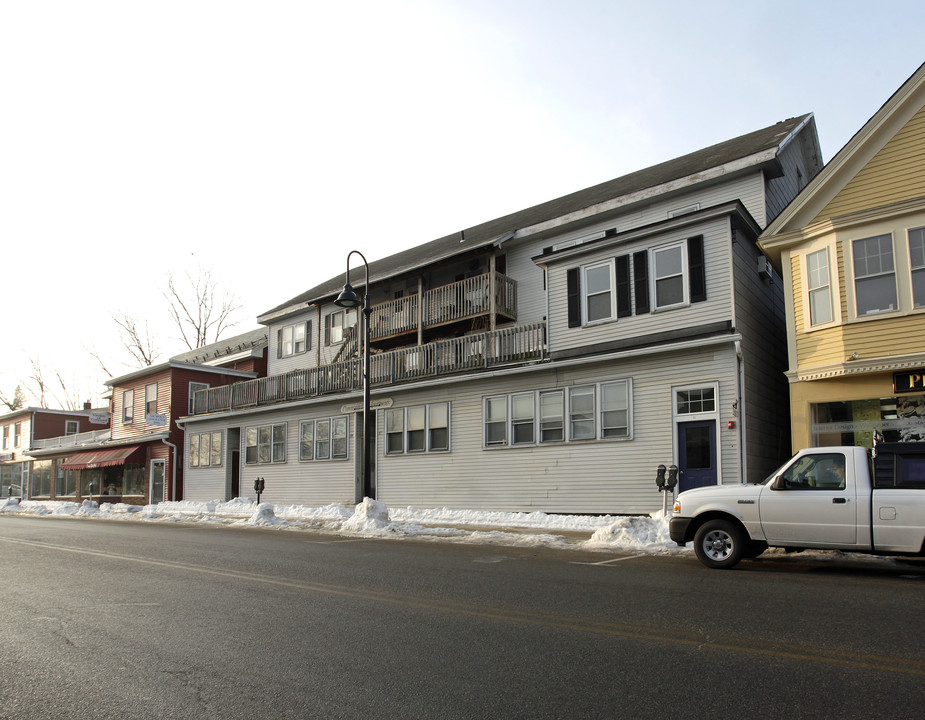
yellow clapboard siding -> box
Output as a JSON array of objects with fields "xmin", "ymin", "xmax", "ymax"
[
  {"xmin": 797, "ymin": 314, "xmax": 925, "ymax": 368},
  {"xmin": 815, "ymin": 105, "xmax": 925, "ymax": 220}
]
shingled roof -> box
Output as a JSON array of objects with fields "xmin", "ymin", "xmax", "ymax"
[{"xmin": 260, "ymin": 114, "xmax": 812, "ymax": 322}]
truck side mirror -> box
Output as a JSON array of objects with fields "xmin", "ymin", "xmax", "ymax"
[{"xmin": 770, "ymin": 476, "xmax": 785, "ymax": 491}]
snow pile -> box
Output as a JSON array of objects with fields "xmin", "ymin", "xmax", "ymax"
[
  {"xmin": 585, "ymin": 511, "xmax": 677, "ymax": 551},
  {"xmin": 341, "ymin": 498, "xmax": 392, "ymax": 533},
  {"xmin": 0, "ymin": 495, "xmax": 686, "ymax": 555},
  {"xmin": 239, "ymin": 503, "xmax": 288, "ymax": 527}
]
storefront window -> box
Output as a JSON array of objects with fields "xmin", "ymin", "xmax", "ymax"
[{"xmin": 812, "ymin": 395, "xmax": 925, "ymax": 447}]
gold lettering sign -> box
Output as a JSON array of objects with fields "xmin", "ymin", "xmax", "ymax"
[{"xmin": 894, "ymin": 370, "xmax": 925, "ymax": 393}]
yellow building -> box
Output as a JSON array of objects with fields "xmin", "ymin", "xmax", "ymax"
[{"xmin": 760, "ymin": 63, "xmax": 925, "ymax": 450}]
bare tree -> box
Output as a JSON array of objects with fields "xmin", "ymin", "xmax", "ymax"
[
  {"xmin": 0, "ymin": 385, "xmax": 26, "ymax": 412},
  {"xmin": 25, "ymin": 356, "xmax": 49, "ymax": 407},
  {"xmin": 113, "ymin": 312, "xmax": 160, "ymax": 367},
  {"xmin": 165, "ymin": 268, "xmax": 242, "ymax": 350}
]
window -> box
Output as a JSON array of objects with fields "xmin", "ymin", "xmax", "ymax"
[
  {"xmin": 484, "ymin": 397, "xmax": 507, "ymax": 446},
  {"xmin": 569, "ymin": 386, "xmax": 595, "ymax": 440},
  {"xmin": 677, "ymin": 387, "xmax": 716, "ymax": 415},
  {"xmin": 1, "ymin": 426, "xmax": 7, "ymax": 450},
  {"xmin": 778, "ymin": 453, "xmax": 846, "ymax": 491},
  {"xmin": 279, "ymin": 321, "xmax": 312, "ymax": 358},
  {"xmin": 244, "ymin": 423, "xmax": 287, "ymax": 464},
  {"xmin": 189, "ymin": 382, "xmax": 209, "ymax": 414},
  {"xmin": 13, "ymin": 422, "xmax": 21, "ymax": 447},
  {"xmin": 600, "ymin": 380, "xmax": 629, "ymax": 438},
  {"xmin": 189, "ymin": 431, "xmax": 223, "ymax": 468},
  {"xmin": 652, "ymin": 242, "xmax": 687, "ymax": 309},
  {"xmin": 386, "ymin": 403, "xmax": 451, "ymax": 454},
  {"xmin": 325, "ymin": 310, "xmax": 345, "ymax": 345},
  {"xmin": 300, "ymin": 417, "xmax": 348, "ymax": 461},
  {"xmin": 65, "ymin": 420, "xmax": 79, "ymax": 436},
  {"xmin": 145, "ymin": 383, "xmax": 157, "ymax": 416},
  {"xmin": 583, "ymin": 261, "xmax": 614, "ymax": 323},
  {"xmin": 122, "ymin": 390, "xmax": 134, "ymax": 424},
  {"xmin": 853, "ymin": 234, "xmax": 897, "ymax": 315},
  {"xmin": 56, "ymin": 466, "xmax": 77, "ymax": 497},
  {"xmin": 806, "ymin": 248, "xmax": 833, "ymax": 325},
  {"xmin": 32, "ymin": 460, "xmax": 52, "ymax": 496},
  {"xmin": 540, "ymin": 390, "xmax": 565, "ymax": 442},
  {"xmin": 909, "ymin": 227, "xmax": 925, "ymax": 308},
  {"xmin": 511, "ymin": 393, "xmax": 535, "ymax": 445},
  {"xmin": 486, "ymin": 382, "xmax": 631, "ymax": 447}
]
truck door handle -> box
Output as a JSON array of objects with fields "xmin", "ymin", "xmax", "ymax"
[{"xmin": 832, "ymin": 497, "xmax": 847, "ymax": 504}]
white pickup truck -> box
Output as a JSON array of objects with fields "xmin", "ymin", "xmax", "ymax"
[{"xmin": 669, "ymin": 443, "xmax": 925, "ymax": 569}]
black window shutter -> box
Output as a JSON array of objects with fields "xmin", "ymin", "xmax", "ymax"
[
  {"xmin": 688, "ymin": 235, "xmax": 706, "ymax": 303},
  {"xmin": 305, "ymin": 320, "xmax": 313, "ymax": 351},
  {"xmin": 324, "ymin": 314, "xmax": 332, "ymax": 346},
  {"xmin": 633, "ymin": 252, "xmax": 649, "ymax": 315},
  {"xmin": 616, "ymin": 255, "xmax": 631, "ymax": 318},
  {"xmin": 567, "ymin": 268, "xmax": 581, "ymax": 327},
  {"xmin": 276, "ymin": 329, "xmax": 283, "ymax": 358}
]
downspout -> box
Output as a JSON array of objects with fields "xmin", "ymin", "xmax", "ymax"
[{"xmin": 735, "ymin": 340, "xmax": 748, "ymax": 484}]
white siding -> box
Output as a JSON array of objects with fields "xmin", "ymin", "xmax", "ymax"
[
  {"xmin": 184, "ymin": 399, "xmax": 357, "ymax": 506},
  {"xmin": 375, "ymin": 345, "xmax": 740, "ymax": 514},
  {"xmin": 547, "ymin": 216, "xmax": 733, "ymax": 355}
]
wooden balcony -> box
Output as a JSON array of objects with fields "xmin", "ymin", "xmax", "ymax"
[
  {"xmin": 369, "ymin": 272, "xmax": 516, "ymax": 342},
  {"xmin": 191, "ymin": 321, "xmax": 546, "ymax": 415}
]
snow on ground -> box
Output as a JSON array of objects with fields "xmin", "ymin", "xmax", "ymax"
[{"xmin": 0, "ymin": 495, "xmax": 684, "ymax": 554}]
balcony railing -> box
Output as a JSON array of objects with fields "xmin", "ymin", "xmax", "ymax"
[
  {"xmin": 368, "ymin": 272, "xmax": 516, "ymax": 341},
  {"xmin": 192, "ymin": 321, "xmax": 546, "ymax": 415},
  {"xmin": 32, "ymin": 428, "xmax": 112, "ymax": 450}
]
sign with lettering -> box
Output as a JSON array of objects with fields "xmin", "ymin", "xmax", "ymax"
[
  {"xmin": 894, "ymin": 370, "xmax": 925, "ymax": 394},
  {"xmin": 89, "ymin": 413, "xmax": 111, "ymax": 425},
  {"xmin": 146, "ymin": 413, "xmax": 168, "ymax": 427},
  {"xmin": 340, "ymin": 398, "xmax": 393, "ymax": 414}
]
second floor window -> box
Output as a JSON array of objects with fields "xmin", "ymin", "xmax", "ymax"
[
  {"xmin": 122, "ymin": 390, "xmax": 134, "ymax": 424},
  {"xmin": 853, "ymin": 234, "xmax": 897, "ymax": 315},
  {"xmin": 13, "ymin": 422, "xmax": 21, "ymax": 448},
  {"xmin": 145, "ymin": 383, "xmax": 157, "ymax": 416},
  {"xmin": 806, "ymin": 248, "xmax": 833, "ymax": 325},
  {"xmin": 910, "ymin": 227, "xmax": 925, "ymax": 308},
  {"xmin": 279, "ymin": 321, "xmax": 312, "ymax": 358},
  {"xmin": 2, "ymin": 426, "xmax": 8, "ymax": 450},
  {"xmin": 325, "ymin": 311, "xmax": 345, "ymax": 345},
  {"xmin": 583, "ymin": 261, "xmax": 614, "ymax": 323},
  {"xmin": 189, "ymin": 382, "xmax": 209, "ymax": 414},
  {"xmin": 65, "ymin": 420, "xmax": 79, "ymax": 436},
  {"xmin": 652, "ymin": 242, "xmax": 687, "ymax": 309}
]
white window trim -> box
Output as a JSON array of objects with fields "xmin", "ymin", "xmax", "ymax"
[
  {"xmin": 122, "ymin": 390, "xmax": 134, "ymax": 425},
  {"xmin": 650, "ymin": 241, "xmax": 689, "ymax": 311},
  {"xmin": 908, "ymin": 226, "xmax": 925, "ymax": 310},
  {"xmin": 189, "ymin": 382, "xmax": 210, "ymax": 414},
  {"xmin": 672, "ymin": 383, "xmax": 720, "ymax": 422},
  {"xmin": 849, "ymin": 232, "xmax": 898, "ymax": 318},
  {"xmin": 299, "ymin": 416, "xmax": 349, "ymax": 462},
  {"xmin": 385, "ymin": 403, "xmax": 451, "ymax": 455},
  {"xmin": 483, "ymin": 381, "xmax": 633, "ymax": 449},
  {"xmin": 244, "ymin": 423, "xmax": 288, "ymax": 465},
  {"xmin": 801, "ymin": 245, "xmax": 839, "ymax": 331},
  {"xmin": 581, "ymin": 259, "xmax": 616, "ymax": 325}
]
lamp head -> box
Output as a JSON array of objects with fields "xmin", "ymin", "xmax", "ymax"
[{"xmin": 334, "ymin": 282, "xmax": 362, "ymax": 309}]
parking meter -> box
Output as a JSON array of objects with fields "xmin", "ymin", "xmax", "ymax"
[
  {"xmin": 254, "ymin": 477, "xmax": 265, "ymax": 504},
  {"xmin": 655, "ymin": 465, "xmax": 667, "ymax": 490},
  {"xmin": 667, "ymin": 465, "xmax": 679, "ymax": 490}
]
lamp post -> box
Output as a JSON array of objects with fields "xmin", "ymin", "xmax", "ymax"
[{"xmin": 334, "ymin": 250, "xmax": 372, "ymax": 503}]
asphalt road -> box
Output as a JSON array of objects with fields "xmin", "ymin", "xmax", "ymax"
[{"xmin": 1, "ymin": 516, "xmax": 924, "ymax": 720}]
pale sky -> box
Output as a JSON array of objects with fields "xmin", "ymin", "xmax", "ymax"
[{"xmin": 2, "ymin": 0, "xmax": 924, "ymax": 408}]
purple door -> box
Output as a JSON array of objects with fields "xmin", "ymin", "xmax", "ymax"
[{"xmin": 678, "ymin": 420, "xmax": 717, "ymax": 492}]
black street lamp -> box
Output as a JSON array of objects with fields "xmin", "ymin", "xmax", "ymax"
[{"xmin": 334, "ymin": 250, "xmax": 373, "ymax": 502}]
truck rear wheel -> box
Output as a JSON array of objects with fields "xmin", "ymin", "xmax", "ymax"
[{"xmin": 693, "ymin": 519, "xmax": 745, "ymax": 569}]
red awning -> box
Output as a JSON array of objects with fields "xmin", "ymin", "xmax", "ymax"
[{"xmin": 60, "ymin": 446, "xmax": 142, "ymax": 470}]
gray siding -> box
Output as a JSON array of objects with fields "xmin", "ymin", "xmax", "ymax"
[
  {"xmin": 547, "ymin": 216, "xmax": 734, "ymax": 355},
  {"xmin": 375, "ymin": 345, "xmax": 740, "ymax": 514}
]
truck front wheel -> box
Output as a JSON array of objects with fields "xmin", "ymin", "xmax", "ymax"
[{"xmin": 693, "ymin": 519, "xmax": 745, "ymax": 569}]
